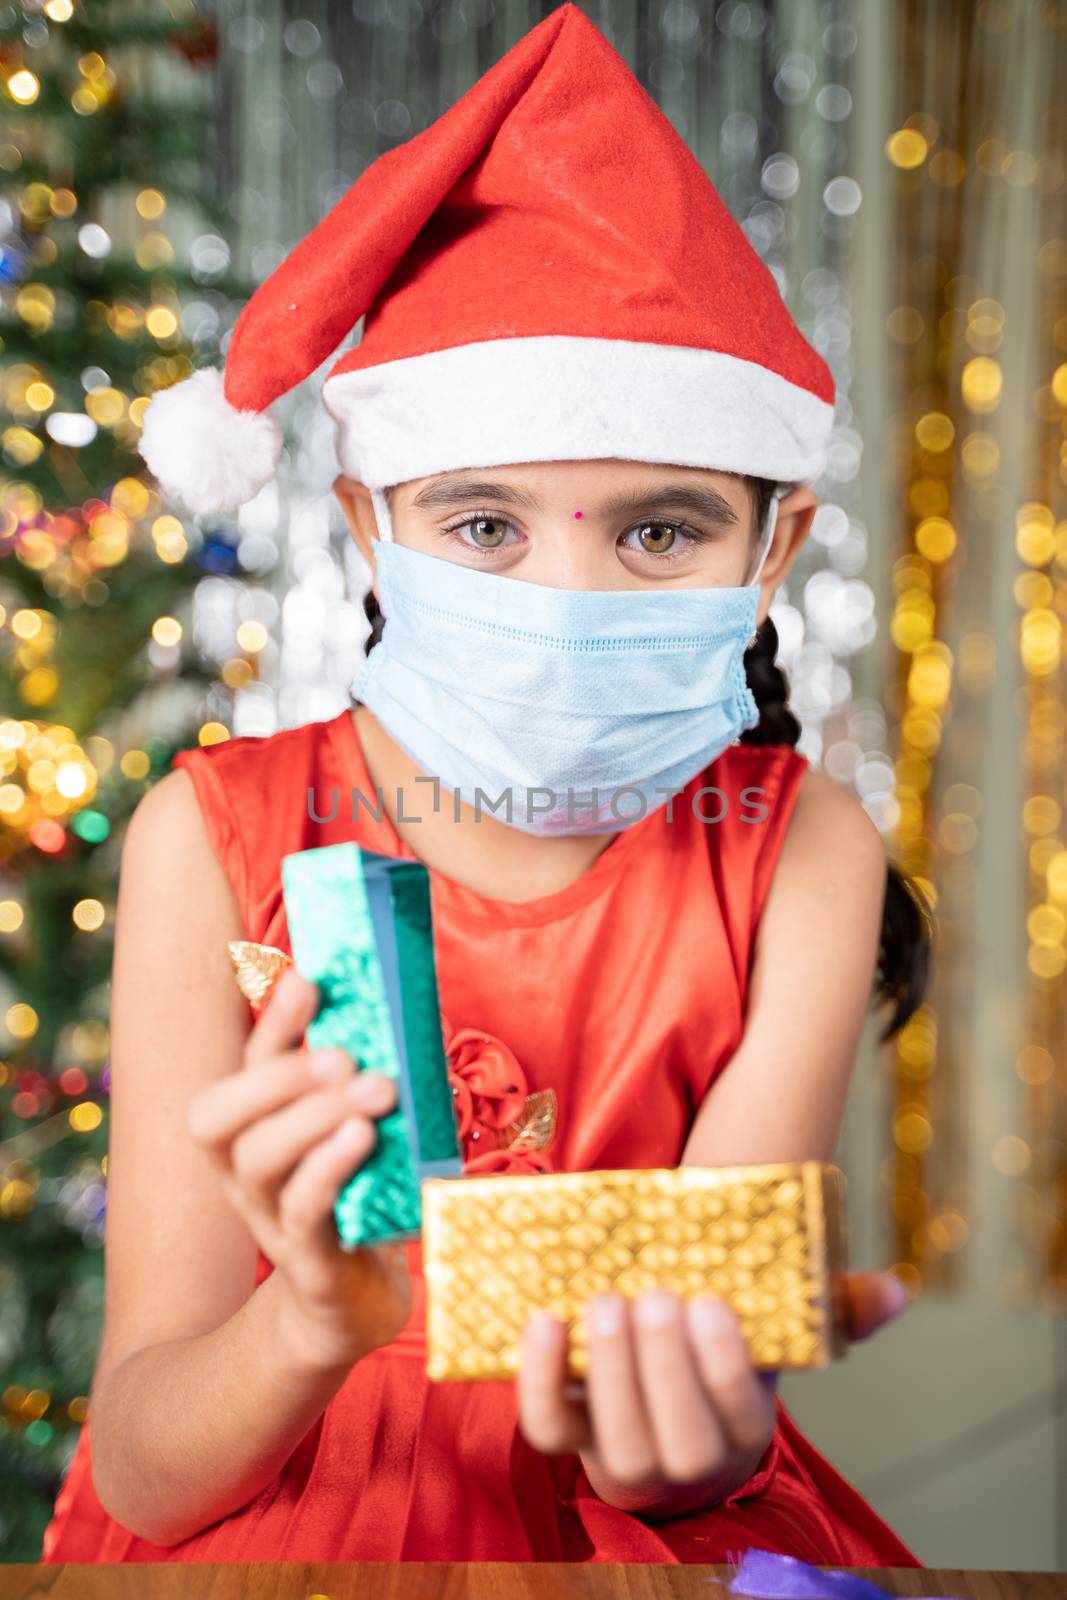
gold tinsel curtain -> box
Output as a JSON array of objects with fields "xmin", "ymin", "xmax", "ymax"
[{"xmin": 880, "ymin": 0, "xmax": 1065, "ymax": 1304}]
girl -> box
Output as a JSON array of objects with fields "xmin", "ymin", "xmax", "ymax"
[{"xmin": 41, "ymin": 4, "xmax": 930, "ymax": 1569}]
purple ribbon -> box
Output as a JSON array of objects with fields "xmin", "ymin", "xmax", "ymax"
[{"xmin": 724, "ymin": 1549, "xmax": 968, "ymax": 1600}]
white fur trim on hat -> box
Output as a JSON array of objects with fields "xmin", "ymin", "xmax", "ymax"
[
  {"xmin": 322, "ymin": 335, "xmax": 835, "ymax": 492},
  {"xmin": 138, "ymin": 367, "xmax": 284, "ymax": 516}
]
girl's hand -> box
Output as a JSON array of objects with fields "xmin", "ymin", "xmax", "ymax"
[
  {"xmin": 186, "ymin": 964, "xmax": 413, "ymax": 1370},
  {"xmin": 517, "ymin": 1271, "xmax": 913, "ymax": 1511},
  {"xmin": 842, "ymin": 1269, "xmax": 912, "ymax": 1338},
  {"xmin": 518, "ymin": 1290, "xmax": 777, "ymax": 1509}
]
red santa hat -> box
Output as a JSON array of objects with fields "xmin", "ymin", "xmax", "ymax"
[{"xmin": 139, "ymin": 2, "xmax": 835, "ymax": 518}]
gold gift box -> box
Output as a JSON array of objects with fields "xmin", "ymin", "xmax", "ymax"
[{"xmin": 422, "ymin": 1162, "xmax": 849, "ymax": 1381}]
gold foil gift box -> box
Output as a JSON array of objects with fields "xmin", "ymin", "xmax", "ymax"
[{"xmin": 422, "ymin": 1161, "xmax": 849, "ymax": 1381}]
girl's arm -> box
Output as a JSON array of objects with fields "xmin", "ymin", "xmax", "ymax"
[
  {"xmin": 87, "ymin": 771, "xmax": 360, "ymax": 1547},
  {"xmin": 578, "ymin": 769, "xmax": 887, "ymax": 1516},
  {"xmin": 678, "ymin": 766, "xmax": 888, "ymax": 1168},
  {"xmin": 92, "ymin": 1265, "xmax": 364, "ymax": 1546}
]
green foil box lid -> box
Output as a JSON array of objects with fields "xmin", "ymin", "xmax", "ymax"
[{"xmin": 281, "ymin": 841, "xmax": 462, "ymax": 1248}]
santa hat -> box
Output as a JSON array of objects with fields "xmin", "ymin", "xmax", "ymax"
[{"xmin": 138, "ymin": 2, "xmax": 835, "ymax": 518}]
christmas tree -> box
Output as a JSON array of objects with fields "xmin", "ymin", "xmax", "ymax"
[{"xmin": 0, "ymin": 0, "xmax": 252, "ymax": 1559}]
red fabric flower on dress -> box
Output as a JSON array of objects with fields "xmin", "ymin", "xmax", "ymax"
[
  {"xmin": 446, "ymin": 1025, "xmax": 527, "ymax": 1137},
  {"xmin": 441, "ymin": 1013, "xmax": 556, "ymax": 1176}
]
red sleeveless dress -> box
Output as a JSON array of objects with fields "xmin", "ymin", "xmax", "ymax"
[{"xmin": 40, "ymin": 708, "xmax": 921, "ymax": 1568}]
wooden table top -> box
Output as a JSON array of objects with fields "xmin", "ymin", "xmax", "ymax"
[{"xmin": 1, "ymin": 1563, "xmax": 1063, "ymax": 1598}]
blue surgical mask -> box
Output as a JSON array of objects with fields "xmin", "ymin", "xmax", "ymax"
[{"xmin": 351, "ymin": 487, "xmax": 784, "ymax": 837}]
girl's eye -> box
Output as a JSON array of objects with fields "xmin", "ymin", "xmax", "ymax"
[
  {"xmin": 441, "ymin": 514, "xmax": 516, "ymax": 553},
  {"xmin": 621, "ymin": 521, "xmax": 706, "ymax": 561}
]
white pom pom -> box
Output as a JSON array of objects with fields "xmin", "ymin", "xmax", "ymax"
[{"xmin": 138, "ymin": 368, "xmax": 283, "ymax": 515}]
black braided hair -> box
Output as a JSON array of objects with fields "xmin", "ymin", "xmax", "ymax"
[
  {"xmin": 362, "ymin": 584, "xmax": 385, "ymax": 653},
  {"xmin": 739, "ymin": 475, "xmax": 932, "ymax": 1043},
  {"xmin": 361, "ymin": 485, "xmax": 388, "ymax": 651},
  {"xmin": 359, "ymin": 478, "xmax": 932, "ymax": 1041}
]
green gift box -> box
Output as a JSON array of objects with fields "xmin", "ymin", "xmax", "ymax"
[{"xmin": 281, "ymin": 842, "xmax": 462, "ymax": 1248}]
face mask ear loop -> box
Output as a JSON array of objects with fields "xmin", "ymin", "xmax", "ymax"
[
  {"xmin": 370, "ymin": 486, "xmax": 393, "ymax": 544},
  {"xmin": 743, "ymin": 488, "xmax": 784, "ymax": 649},
  {"xmin": 747, "ymin": 489, "xmax": 782, "ymax": 590}
]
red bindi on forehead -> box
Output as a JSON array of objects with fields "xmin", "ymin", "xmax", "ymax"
[{"xmin": 573, "ymin": 510, "xmax": 583, "ymax": 519}]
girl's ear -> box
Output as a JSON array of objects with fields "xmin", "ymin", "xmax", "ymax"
[
  {"xmin": 753, "ymin": 488, "xmax": 818, "ymax": 625},
  {"xmin": 332, "ymin": 474, "xmax": 380, "ymax": 562},
  {"xmin": 332, "ymin": 474, "xmax": 382, "ymax": 606}
]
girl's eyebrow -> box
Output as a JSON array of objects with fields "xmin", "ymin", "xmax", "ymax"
[{"xmin": 408, "ymin": 478, "xmax": 741, "ymax": 526}]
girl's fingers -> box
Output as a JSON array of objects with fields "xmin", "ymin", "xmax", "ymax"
[
  {"xmin": 517, "ymin": 1314, "xmax": 591, "ymax": 1456},
  {"xmin": 187, "ymin": 1045, "xmax": 389, "ymax": 1154},
  {"xmin": 186, "ymin": 1045, "xmax": 344, "ymax": 1147},
  {"xmin": 843, "ymin": 1270, "xmax": 910, "ymax": 1340},
  {"xmin": 684, "ymin": 1298, "xmax": 777, "ymax": 1456},
  {"xmin": 276, "ymin": 1114, "xmax": 378, "ymax": 1245},
  {"xmin": 243, "ymin": 965, "xmax": 322, "ymax": 1068},
  {"xmin": 630, "ymin": 1291, "xmax": 728, "ymax": 1484},
  {"xmin": 230, "ymin": 1073, "xmax": 396, "ymax": 1194},
  {"xmin": 581, "ymin": 1295, "xmax": 660, "ymax": 1488}
]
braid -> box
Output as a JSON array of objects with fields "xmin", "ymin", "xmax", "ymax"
[
  {"xmin": 362, "ymin": 586, "xmax": 385, "ymax": 654},
  {"xmin": 362, "ymin": 485, "xmax": 388, "ymax": 654},
  {"xmin": 738, "ymin": 475, "xmax": 800, "ymax": 748},
  {"xmin": 739, "ymin": 614, "xmax": 801, "ymax": 748}
]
